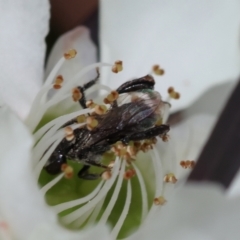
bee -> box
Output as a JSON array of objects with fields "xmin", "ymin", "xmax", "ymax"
[{"xmin": 44, "ymin": 74, "xmax": 170, "ymax": 180}]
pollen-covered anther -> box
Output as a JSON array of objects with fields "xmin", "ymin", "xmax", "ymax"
[
  {"xmin": 77, "ymin": 115, "xmax": 86, "ymax": 123},
  {"xmin": 112, "ymin": 60, "xmax": 123, "ymax": 73},
  {"xmin": 61, "ymin": 164, "xmax": 74, "ymax": 179},
  {"xmin": 180, "ymin": 160, "xmax": 195, "ymax": 169},
  {"xmin": 64, "ymin": 127, "xmax": 75, "ymax": 141},
  {"xmin": 154, "ymin": 196, "xmax": 167, "ymax": 206},
  {"xmin": 94, "ymin": 104, "xmax": 107, "ymax": 115},
  {"xmin": 164, "ymin": 173, "xmax": 178, "ymax": 183},
  {"xmin": 86, "ymin": 99, "xmax": 96, "ymax": 109},
  {"xmin": 64, "ymin": 49, "xmax": 77, "ymax": 59},
  {"xmin": 101, "ymin": 170, "xmax": 112, "ymax": 180},
  {"xmin": 168, "ymin": 87, "xmax": 180, "ymax": 99},
  {"xmin": 53, "ymin": 75, "xmax": 64, "ymax": 89},
  {"xmin": 104, "ymin": 91, "xmax": 119, "ymax": 104},
  {"xmin": 86, "ymin": 116, "xmax": 98, "ymax": 130},
  {"xmin": 123, "ymin": 168, "xmax": 136, "ymax": 180},
  {"xmin": 72, "ymin": 88, "xmax": 82, "ymax": 102},
  {"xmin": 161, "ymin": 134, "xmax": 170, "ymax": 142},
  {"xmin": 152, "ymin": 64, "xmax": 165, "ymax": 75}
]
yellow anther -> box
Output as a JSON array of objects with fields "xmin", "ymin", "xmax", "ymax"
[
  {"xmin": 164, "ymin": 173, "xmax": 178, "ymax": 183},
  {"xmin": 101, "ymin": 171, "xmax": 112, "ymax": 180},
  {"xmin": 86, "ymin": 100, "xmax": 96, "ymax": 109},
  {"xmin": 53, "ymin": 84, "xmax": 62, "ymax": 89},
  {"xmin": 61, "ymin": 164, "xmax": 74, "ymax": 179},
  {"xmin": 168, "ymin": 87, "xmax": 180, "ymax": 99},
  {"xmin": 112, "ymin": 60, "xmax": 123, "ymax": 73},
  {"xmin": 94, "ymin": 104, "xmax": 107, "ymax": 115},
  {"xmin": 104, "ymin": 91, "xmax": 119, "ymax": 104},
  {"xmin": 77, "ymin": 115, "xmax": 86, "ymax": 123},
  {"xmin": 154, "ymin": 196, "xmax": 166, "ymax": 206},
  {"xmin": 123, "ymin": 168, "xmax": 136, "ymax": 180},
  {"xmin": 64, "ymin": 49, "xmax": 77, "ymax": 59},
  {"xmin": 180, "ymin": 160, "xmax": 196, "ymax": 169},
  {"xmin": 72, "ymin": 88, "xmax": 82, "ymax": 102},
  {"xmin": 86, "ymin": 116, "xmax": 98, "ymax": 130},
  {"xmin": 152, "ymin": 64, "xmax": 165, "ymax": 75},
  {"xmin": 161, "ymin": 134, "xmax": 169, "ymax": 142},
  {"xmin": 64, "ymin": 126, "xmax": 73, "ymax": 135},
  {"xmin": 55, "ymin": 75, "xmax": 64, "ymax": 85}
]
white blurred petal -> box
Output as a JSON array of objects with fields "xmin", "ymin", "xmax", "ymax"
[
  {"xmin": 46, "ymin": 26, "xmax": 97, "ymax": 81},
  {"xmin": 131, "ymin": 183, "xmax": 240, "ymax": 239},
  {"xmin": 100, "ymin": 0, "xmax": 240, "ymax": 112},
  {"xmin": 0, "ymin": 0, "xmax": 49, "ymax": 119},
  {"xmin": 0, "ymin": 103, "xmax": 55, "ymax": 239},
  {"xmin": 28, "ymin": 224, "xmax": 112, "ymax": 240}
]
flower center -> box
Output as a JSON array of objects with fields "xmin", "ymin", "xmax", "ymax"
[{"xmin": 28, "ymin": 50, "xmax": 180, "ymax": 239}]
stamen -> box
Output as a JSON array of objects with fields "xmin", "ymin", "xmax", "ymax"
[
  {"xmin": 101, "ymin": 171, "xmax": 112, "ymax": 180},
  {"xmin": 168, "ymin": 87, "xmax": 180, "ymax": 99},
  {"xmin": 104, "ymin": 91, "xmax": 119, "ymax": 104},
  {"xmin": 94, "ymin": 104, "xmax": 107, "ymax": 115},
  {"xmin": 110, "ymin": 180, "xmax": 132, "ymax": 239},
  {"xmin": 86, "ymin": 116, "xmax": 98, "ymax": 130},
  {"xmin": 53, "ymin": 181, "xmax": 105, "ymax": 214},
  {"xmin": 64, "ymin": 49, "xmax": 77, "ymax": 59},
  {"xmin": 153, "ymin": 196, "xmax": 166, "ymax": 206},
  {"xmin": 86, "ymin": 100, "xmax": 96, "ymax": 109},
  {"xmin": 41, "ymin": 173, "xmax": 64, "ymax": 195},
  {"xmin": 152, "ymin": 64, "xmax": 165, "ymax": 75},
  {"xmin": 61, "ymin": 164, "xmax": 74, "ymax": 179},
  {"xmin": 112, "ymin": 60, "xmax": 123, "ymax": 73},
  {"xmin": 180, "ymin": 160, "xmax": 195, "ymax": 169},
  {"xmin": 132, "ymin": 162, "xmax": 148, "ymax": 222},
  {"xmin": 99, "ymin": 161, "xmax": 126, "ymax": 225},
  {"xmin": 60, "ymin": 160, "xmax": 120, "ymax": 224},
  {"xmin": 72, "ymin": 88, "xmax": 82, "ymax": 102},
  {"xmin": 87, "ymin": 197, "xmax": 106, "ymax": 226},
  {"xmin": 164, "ymin": 173, "xmax": 178, "ymax": 183}
]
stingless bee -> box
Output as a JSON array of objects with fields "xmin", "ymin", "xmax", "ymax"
[{"xmin": 44, "ymin": 73, "xmax": 170, "ymax": 180}]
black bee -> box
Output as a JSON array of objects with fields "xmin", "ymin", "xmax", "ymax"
[{"xmin": 44, "ymin": 74, "xmax": 170, "ymax": 180}]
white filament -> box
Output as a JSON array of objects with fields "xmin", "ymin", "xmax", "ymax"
[
  {"xmin": 61, "ymin": 159, "xmax": 120, "ymax": 224},
  {"xmin": 87, "ymin": 197, "xmax": 106, "ymax": 226},
  {"xmin": 110, "ymin": 180, "xmax": 132, "ymax": 240},
  {"xmin": 53, "ymin": 180, "xmax": 104, "ymax": 214},
  {"xmin": 132, "ymin": 162, "xmax": 148, "ymax": 222},
  {"xmin": 98, "ymin": 161, "xmax": 126, "ymax": 225},
  {"xmin": 41, "ymin": 173, "xmax": 64, "ymax": 195}
]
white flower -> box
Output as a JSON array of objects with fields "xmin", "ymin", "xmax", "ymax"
[{"xmin": 1, "ymin": 0, "xmax": 240, "ymax": 239}]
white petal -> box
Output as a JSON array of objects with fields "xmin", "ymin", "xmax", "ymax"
[
  {"xmin": 131, "ymin": 183, "xmax": 240, "ymax": 239},
  {"xmin": 0, "ymin": 103, "xmax": 55, "ymax": 239},
  {"xmin": 0, "ymin": 0, "xmax": 49, "ymax": 119},
  {"xmin": 45, "ymin": 26, "xmax": 97, "ymax": 82},
  {"xmin": 100, "ymin": 0, "xmax": 240, "ymax": 112},
  {"xmin": 28, "ymin": 224, "xmax": 111, "ymax": 240}
]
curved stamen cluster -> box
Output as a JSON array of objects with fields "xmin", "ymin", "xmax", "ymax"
[{"xmin": 27, "ymin": 49, "xmax": 180, "ymax": 239}]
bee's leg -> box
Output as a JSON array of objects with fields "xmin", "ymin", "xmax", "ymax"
[
  {"xmin": 116, "ymin": 75, "xmax": 155, "ymax": 94},
  {"xmin": 45, "ymin": 153, "xmax": 67, "ymax": 175},
  {"xmin": 78, "ymin": 161, "xmax": 109, "ymax": 180},
  {"xmin": 122, "ymin": 124, "xmax": 170, "ymax": 143},
  {"xmin": 77, "ymin": 68, "xmax": 100, "ymax": 109},
  {"xmin": 78, "ymin": 165, "xmax": 101, "ymax": 180}
]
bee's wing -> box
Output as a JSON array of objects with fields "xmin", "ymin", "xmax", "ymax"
[{"xmin": 99, "ymin": 91, "xmax": 161, "ymax": 131}]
